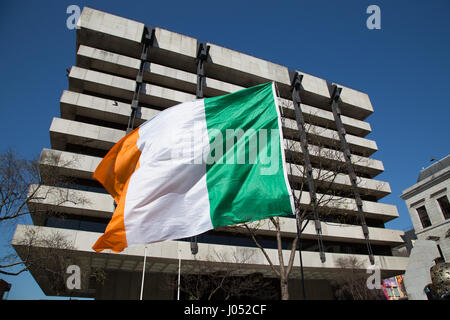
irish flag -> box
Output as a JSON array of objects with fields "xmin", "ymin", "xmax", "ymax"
[{"xmin": 92, "ymin": 82, "xmax": 294, "ymax": 253}]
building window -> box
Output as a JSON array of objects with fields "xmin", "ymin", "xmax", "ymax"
[
  {"xmin": 416, "ymin": 206, "xmax": 432, "ymax": 228},
  {"xmin": 437, "ymin": 195, "xmax": 450, "ymax": 220}
]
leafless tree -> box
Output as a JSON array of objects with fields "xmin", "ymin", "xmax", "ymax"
[
  {"xmin": 0, "ymin": 149, "xmax": 87, "ymax": 224},
  {"xmin": 5, "ymin": 225, "xmax": 106, "ymax": 296},
  {"xmin": 0, "ymin": 149, "xmax": 89, "ymax": 279},
  {"xmin": 239, "ymin": 97, "xmax": 376, "ymax": 300},
  {"xmin": 243, "ymin": 217, "xmax": 297, "ymax": 300},
  {"xmin": 168, "ymin": 248, "xmax": 278, "ymax": 300},
  {"xmin": 330, "ymin": 256, "xmax": 385, "ymax": 300},
  {"xmin": 0, "ymin": 150, "xmax": 41, "ymax": 223},
  {"xmin": 3, "ymin": 226, "xmax": 76, "ymax": 295}
]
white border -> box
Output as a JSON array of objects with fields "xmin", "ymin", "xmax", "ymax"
[{"xmin": 271, "ymin": 82, "xmax": 296, "ymax": 215}]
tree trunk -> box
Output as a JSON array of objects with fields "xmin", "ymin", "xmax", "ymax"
[{"xmin": 280, "ymin": 279, "xmax": 289, "ymax": 300}]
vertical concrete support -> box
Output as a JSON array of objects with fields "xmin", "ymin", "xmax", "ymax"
[
  {"xmin": 189, "ymin": 42, "xmax": 210, "ymax": 254},
  {"xmin": 329, "ymin": 84, "xmax": 374, "ymax": 265},
  {"xmin": 404, "ymin": 240, "xmax": 441, "ymax": 300},
  {"xmin": 127, "ymin": 27, "xmax": 154, "ymax": 133},
  {"xmin": 289, "ymin": 72, "xmax": 326, "ymax": 264},
  {"xmin": 195, "ymin": 43, "xmax": 210, "ymax": 99}
]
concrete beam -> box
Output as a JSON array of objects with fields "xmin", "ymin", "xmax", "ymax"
[
  {"xmin": 151, "ymin": 27, "xmax": 198, "ymax": 73},
  {"xmin": 279, "ymin": 97, "xmax": 371, "ymax": 137},
  {"xmin": 60, "ymin": 91, "xmax": 383, "ymax": 177},
  {"xmin": 68, "ymin": 66, "xmax": 197, "ymax": 108},
  {"xmin": 60, "ymin": 90, "xmax": 158, "ymax": 127},
  {"xmin": 28, "ymin": 184, "xmax": 403, "ymax": 247},
  {"xmin": 76, "ymin": 7, "xmax": 145, "ymax": 60},
  {"xmin": 235, "ymin": 218, "xmax": 404, "ymax": 246},
  {"xmin": 68, "ymin": 66, "xmax": 135, "ymax": 101},
  {"xmin": 12, "ymin": 225, "xmax": 408, "ymax": 297},
  {"xmin": 288, "ymin": 141, "xmax": 383, "ymax": 178},
  {"xmin": 332, "ymin": 82, "xmax": 374, "ymax": 120},
  {"xmin": 76, "ymin": 45, "xmax": 140, "ymax": 80},
  {"xmin": 283, "ymin": 118, "xmax": 377, "ymax": 157},
  {"xmin": 76, "ymin": 46, "xmax": 372, "ymax": 137},
  {"xmin": 67, "ymin": 67, "xmax": 377, "ymax": 157},
  {"xmin": 76, "ymin": 45, "xmax": 249, "ymax": 103},
  {"xmin": 49, "ymin": 117, "xmax": 124, "ymax": 151},
  {"xmin": 39, "ymin": 147, "xmax": 100, "ymax": 181},
  {"xmin": 48, "ymin": 118, "xmax": 386, "ymax": 198},
  {"xmin": 12, "ymin": 224, "xmax": 408, "ymax": 296},
  {"xmin": 289, "ymin": 164, "xmax": 391, "ymax": 200},
  {"xmin": 27, "ymin": 184, "xmax": 113, "ymax": 220},
  {"xmin": 292, "ymin": 189, "xmax": 399, "ymax": 221},
  {"xmin": 204, "ymin": 46, "xmax": 373, "ymax": 120},
  {"xmin": 76, "ymin": 7, "xmax": 374, "ymax": 120},
  {"xmin": 38, "ymin": 149, "xmax": 399, "ymax": 222}
]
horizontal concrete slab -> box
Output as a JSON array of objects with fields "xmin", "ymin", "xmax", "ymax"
[
  {"xmin": 69, "ymin": 66, "xmax": 197, "ymax": 108},
  {"xmin": 279, "ymin": 97, "xmax": 371, "ymax": 137},
  {"xmin": 77, "ymin": 7, "xmax": 143, "ymax": 43},
  {"xmin": 60, "ymin": 90, "xmax": 157, "ymax": 127},
  {"xmin": 288, "ymin": 164, "xmax": 390, "ymax": 200},
  {"xmin": 38, "ymin": 149, "xmax": 398, "ymax": 222},
  {"xmin": 236, "ymin": 219, "xmax": 404, "ymax": 246},
  {"xmin": 50, "ymin": 117, "xmax": 124, "ymax": 151},
  {"xmin": 204, "ymin": 46, "xmax": 374, "ymax": 120},
  {"xmin": 282, "ymin": 118, "xmax": 377, "ymax": 157},
  {"xmin": 48, "ymin": 118, "xmax": 386, "ymax": 198},
  {"xmin": 12, "ymin": 225, "xmax": 408, "ymax": 293},
  {"xmin": 27, "ymin": 184, "xmax": 402, "ymax": 247},
  {"xmin": 76, "ymin": 7, "xmax": 145, "ymax": 60},
  {"xmin": 59, "ymin": 90, "xmax": 383, "ymax": 177},
  {"xmin": 75, "ymin": 46, "xmax": 372, "ymax": 137},
  {"xmin": 27, "ymin": 184, "xmax": 114, "ymax": 220},
  {"xmin": 76, "ymin": 45, "xmax": 140, "ymax": 80},
  {"xmin": 39, "ymin": 147, "xmax": 99, "ymax": 181},
  {"xmin": 68, "ymin": 66, "xmax": 136, "ymax": 101},
  {"xmin": 67, "ymin": 67, "xmax": 377, "ymax": 157},
  {"xmin": 287, "ymin": 141, "xmax": 383, "ymax": 178},
  {"xmin": 76, "ymin": 7, "xmax": 375, "ymax": 120},
  {"xmin": 293, "ymin": 189, "xmax": 399, "ymax": 221},
  {"xmin": 13, "ymin": 226, "xmax": 407, "ymax": 297}
]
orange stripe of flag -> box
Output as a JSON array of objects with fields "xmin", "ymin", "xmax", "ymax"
[{"xmin": 92, "ymin": 128, "xmax": 141, "ymax": 253}]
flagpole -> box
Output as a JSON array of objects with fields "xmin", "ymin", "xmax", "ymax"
[
  {"xmin": 177, "ymin": 248, "xmax": 181, "ymax": 300},
  {"xmin": 140, "ymin": 245, "xmax": 147, "ymax": 300}
]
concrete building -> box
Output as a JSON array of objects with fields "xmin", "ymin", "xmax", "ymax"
[{"xmin": 12, "ymin": 7, "xmax": 408, "ymax": 299}]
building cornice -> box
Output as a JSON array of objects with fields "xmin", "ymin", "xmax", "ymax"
[{"xmin": 400, "ymin": 168, "xmax": 450, "ymax": 201}]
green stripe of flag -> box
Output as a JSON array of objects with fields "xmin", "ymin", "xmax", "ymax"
[{"xmin": 204, "ymin": 82, "xmax": 294, "ymax": 228}]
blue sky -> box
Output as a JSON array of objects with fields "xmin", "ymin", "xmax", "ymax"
[{"xmin": 0, "ymin": 0, "xmax": 449, "ymax": 299}]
